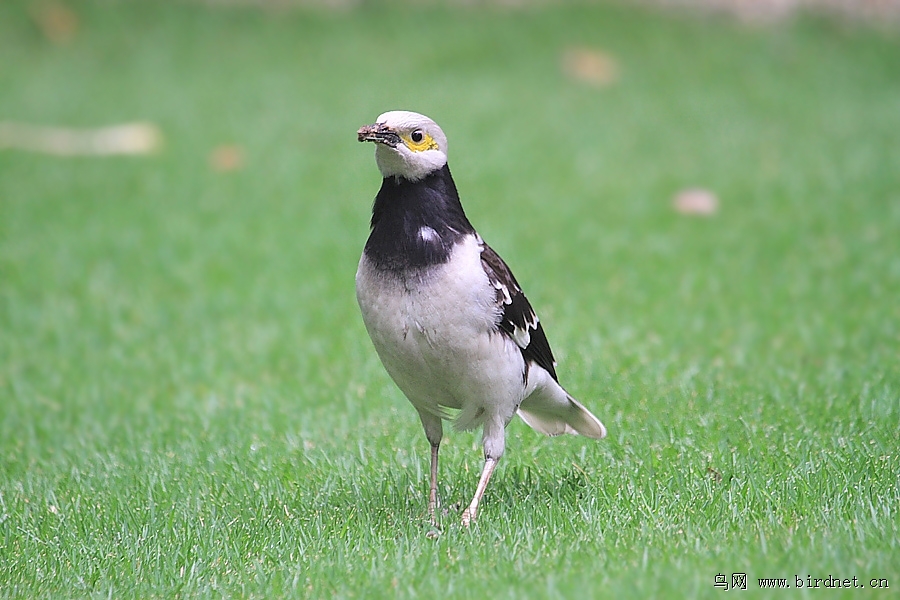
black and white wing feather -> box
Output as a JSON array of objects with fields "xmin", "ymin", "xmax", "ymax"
[{"xmin": 479, "ymin": 239, "xmax": 558, "ymax": 381}]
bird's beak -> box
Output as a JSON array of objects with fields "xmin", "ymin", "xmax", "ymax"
[{"xmin": 357, "ymin": 123, "xmax": 402, "ymax": 148}]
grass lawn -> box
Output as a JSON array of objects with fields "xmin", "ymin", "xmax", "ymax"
[{"xmin": 1, "ymin": 0, "xmax": 899, "ymax": 597}]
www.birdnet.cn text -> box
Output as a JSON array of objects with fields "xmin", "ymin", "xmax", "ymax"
[{"xmin": 714, "ymin": 573, "xmax": 890, "ymax": 591}]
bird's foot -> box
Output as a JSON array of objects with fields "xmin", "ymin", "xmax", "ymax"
[{"xmin": 461, "ymin": 506, "xmax": 476, "ymax": 527}]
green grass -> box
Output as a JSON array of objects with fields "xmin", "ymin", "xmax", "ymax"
[{"xmin": 2, "ymin": 0, "xmax": 899, "ymax": 597}]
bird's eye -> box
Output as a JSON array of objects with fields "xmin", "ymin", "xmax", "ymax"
[{"xmin": 404, "ymin": 129, "xmax": 436, "ymax": 152}]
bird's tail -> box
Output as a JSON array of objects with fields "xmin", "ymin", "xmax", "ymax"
[{"xmin": 517, "ymin": 382, "xmax": 606, "ymax": 439}]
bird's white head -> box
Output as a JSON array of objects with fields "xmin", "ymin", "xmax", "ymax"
[{"xmin": 357, "ymin": 110, "xmax": 449, "ymax": 182}]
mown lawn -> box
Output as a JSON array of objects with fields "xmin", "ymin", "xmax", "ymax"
[{"xmin": 1, "ymin": 1, "xmax": 898, "ymax": 597}]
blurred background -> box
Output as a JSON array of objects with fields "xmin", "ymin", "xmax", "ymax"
[{"xmin": 3, "ymin": 0, "xmax": 898, "ymax": 411}]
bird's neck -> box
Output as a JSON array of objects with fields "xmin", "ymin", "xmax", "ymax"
[{"xmin": 364, "ymin": 164, "xmax": 475, "ymax": 272}]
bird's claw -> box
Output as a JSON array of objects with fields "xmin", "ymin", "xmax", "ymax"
[{"xmin": 461, "ymin": 507, "xmax": 475, "ymax": 527}]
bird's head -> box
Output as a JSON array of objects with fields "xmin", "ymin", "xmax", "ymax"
[{"xmin": 357, "ymin": 111, "xmax": 448, "ymax": 182}]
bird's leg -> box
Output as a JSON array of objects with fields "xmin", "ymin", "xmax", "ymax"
[
  {"xmin": 428, "ymin": 442, "xmax": 440, "ymax": 524},
  {"xmin": 418, "ymin": 411, "xmax": 444, "ymax": 525},
  {"xmin": 461, "ymin": 416, "xmax": 505, "ymax": 527},
  {"xmin": 461, "ymin": 457, "xmax": 498, "ymax": 527}
]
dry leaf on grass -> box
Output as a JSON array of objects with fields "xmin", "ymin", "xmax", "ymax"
[
  {"xmin": 561, "ymin": 47, "xmax": 619, "ymax": 87},
  {"xmin": 209, "ymin": 144, "xmax": 245, "ymax": 172},
  {"xmin": 30, "ymin": 1, "xmax": 79, "ymax": 44},
  {"xmin": 0, "ymin": 122, "xmax": 162, "ymax": 156},
  {"xmin": 673, "ymin": 188, "xmax": 719, "ymax": 216}
]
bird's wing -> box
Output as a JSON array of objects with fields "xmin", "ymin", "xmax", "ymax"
[{"xmin": 479, "ymin": 239, "xmax": 558, "ymax": 381}]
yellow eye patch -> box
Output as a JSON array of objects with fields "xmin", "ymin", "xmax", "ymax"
[{"xmin": 401, "ymin": 130, "xmax": 439, "ymax": 152}]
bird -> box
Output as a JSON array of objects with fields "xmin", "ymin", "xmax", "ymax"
[{"xmin": 355, "ymin": 110, "xmax": 606, "ymax": 527}]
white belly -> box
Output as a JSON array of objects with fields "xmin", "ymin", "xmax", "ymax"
[{"xmin": 356, "ymin": 235, "xmax": 527, "ymax": 430}]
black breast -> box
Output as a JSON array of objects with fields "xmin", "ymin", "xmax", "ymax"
[{"xmin": 364, "ymin": 164, "xmax": 476, "ymax": 272}]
